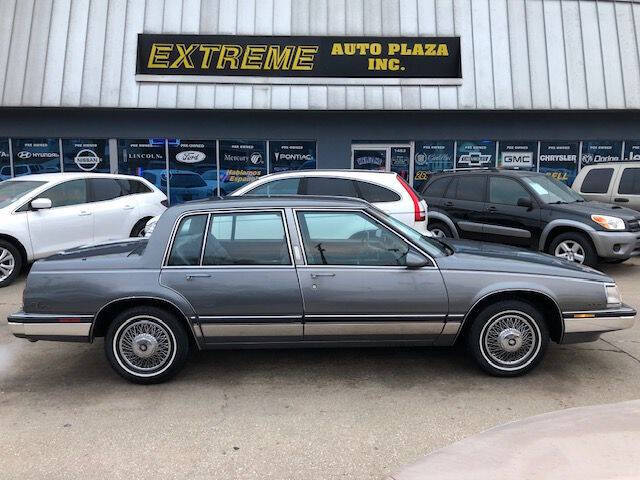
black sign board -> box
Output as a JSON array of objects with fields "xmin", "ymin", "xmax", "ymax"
[
  {"xmin": 118, "ymin": 139, "xmax": 167, "ymax": 192},
  {"xmin": 0, "ymin": 139, "xmax": 10, "ymax": 180},
  {"xmin": 270, "ymin": 141, "xmax": 316, "ymax": 173},
  {"xmin": 624, "ymin": 141, "xmax": 640, "ymax": 161},
  {"xmin": 136, "ymin": 34, "xmax": 461, "ymax": 84},
  {"xmin": 12, "ymin": 138, "xmax": 61, "ymax": 177},
  {"xmin": 62, "ymin": 139, "xmax": 110, "ymax": 173},
  {"xmin": 218, "ymin": 140, "xmax": 267, "ymax": 195},
  {"xmin": 167, "ymin": 140, "xmax": 217, "ymax": 204},
  {"xmin": 581, "ymin": 141, "xmax": 623, "ymax": 168},
  {"xmin": 497, "ymin": 141, "xmax": 538, "ymax": 171},
  {"xmin": 455, "ymin": 141, "xmax": 496, "ymax": 170},
  {"xmin": 413, "ymin": 141, "xmax": 455, "ymax": 190},
  {"xmin": 538, "ymin": 141, "xmax": 580, "ymax": 185}
]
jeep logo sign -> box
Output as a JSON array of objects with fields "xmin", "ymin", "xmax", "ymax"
[{"xmin": 176, "ymin": 151, "xmax": 206, "ymax": 163}]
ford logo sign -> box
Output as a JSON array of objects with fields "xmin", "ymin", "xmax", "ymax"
[{"xmin": 176, "ymin": 151, "xmax": 206, "ymax": 164}]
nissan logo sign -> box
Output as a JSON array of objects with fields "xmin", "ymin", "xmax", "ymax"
[
  {"xmin": 74, "ymin": 149, "xmax": 101, "ymax": 171},
  {"xmin": 176, "ymin": 150, "xmax": 206, "ymax": 164}
]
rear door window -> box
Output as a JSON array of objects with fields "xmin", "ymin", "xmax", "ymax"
[
  {"xmin": 581, "ymin": 168, "xmax": 614, "ymax": 194},
  {"xmin": 444, "ymin": 177, "xmax": 458, "ymax": 199},
  {"xmin": 421, "ymin": 177, "xmax": 451, "ymax": 198},
  {"xmin": 456, "ymin": 176, "xmax": 487, "ymax": 202},
  {"xmin": 355, "ymin": 181, "xmax": 401, "ymax": 203},
  {"xmin": 118, "ymin": 179, "xmax": 152, "ymax": 195},
  {"xmin": 618, "ymin": 168, "xmax": 640, "ymax": 195},
  {"xmin": 167, "ymin": 215, "xmax": 207, "ymax": 266},
  {"xmin": 245, "ymin": 178, "xmax": 301, "ymax": 196},
  {"xmin": 304, "ymin": 177, "xmax": 358, "ymax": 198},
  {"xmin": 89, "ymin": 178, "xmax": 123, "ymax": 202}
]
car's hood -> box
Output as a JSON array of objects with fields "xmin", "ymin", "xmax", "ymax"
[
  {"xmin": 34, "ymin": 239, "xmax": 148, "ymax": 271},
  {"xmin": 548, "ymin": 201, "xmax": 639, "ymax": 220},
  {"xmin": 435, "ymin": 239, "xmax": 612, "ymax": 283}
]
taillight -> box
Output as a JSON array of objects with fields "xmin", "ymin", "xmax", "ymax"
[
  {"xmin": 397, "ymin": 176, "xmax": 425, "ymax": 222},
  {"xmin": 161, "ymin": 200, "xmax": 169, "ymax": 207}
]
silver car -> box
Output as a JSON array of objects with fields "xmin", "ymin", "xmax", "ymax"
[{"xmin": 8, "ymin": 197, "xmax": 636, "ymax": 383}]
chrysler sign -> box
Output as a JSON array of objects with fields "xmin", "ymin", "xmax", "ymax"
[{"xmin": 136, "ymin": 34, "xmax": 461, "ymax": 86}]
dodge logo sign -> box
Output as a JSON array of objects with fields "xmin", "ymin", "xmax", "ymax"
[
  {"xmin": 74, "ymin": 149, "xmax": 101, "ymax": 171},
  {"xmin": 176, "ymin": 151, "xmax": 206, "ymax": 163}
]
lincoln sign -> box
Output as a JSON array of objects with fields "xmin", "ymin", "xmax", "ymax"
[{"xmin": 136, "ymin": 34, "xmax": 461, "ymax": 85}]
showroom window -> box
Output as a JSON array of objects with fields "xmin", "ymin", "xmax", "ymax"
[
  {"xmin": 297, "ymin": 211, "xmax": 410, "ymax": 266},
  {"xmin": 168, "ymin": 139, "xmax": 217, "ymax": 204},
  {"xmin": 218, "ymin": 140, "xmax": 267, "ymax": 195},
  {"xmin": 12, "ymin": 138, "xmax": 61, "ymax": 177},
  {"xmin": 581, "ymin": 168, "xmax": 614, "ymax": 194},
  {"xmin": 62, "ymin": 139, "xmax": 110, "ymax": 173},
  {"xmin": 0, "ymin": 139, "xmax": 10, "ymax": 181},
  {"xmin": 203, "ymin": 212, "xmax": 290, "ymax": 266},
  {"xmin": 270, "ymin": 141, "xmax": 316, "ymax": 172}
]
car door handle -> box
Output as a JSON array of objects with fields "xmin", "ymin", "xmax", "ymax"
[
  {"xmin": 614, "ymin": 198, "xmax": 629, "ymax": 203},
  {"xmin": 123, "ymin": 205, "xmax": 135, "ymax": 210},
  {"xmin": 444, "ymin": 201, "xmax": 454, "ymax": 207},
  {"xmin": 310, "ymin": 273, "xmax": 335, "ymax": 278},
  {"xmin": 78, "ymin": 211, "xmax": 92, "ymax": 216},
  {"xmin": 486, "ymin": 206, "xmax": 497, "ymax": 213},
  {"xmin": 185, "ymin": 273, "xmax": 211, "ymax": 280}
]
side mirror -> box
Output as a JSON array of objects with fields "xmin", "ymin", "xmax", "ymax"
[
  {"xmin": 31, "ymin": 198, "xmax": 52, "ymax": 210},
  {"xmin": 405, "ymin": 249, "xmax": 430, "ymax": 269},
  {"xmin": 517, "ymin": 197, "xmax": 533, "ymax": 209}
]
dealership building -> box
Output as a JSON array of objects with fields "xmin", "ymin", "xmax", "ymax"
[{"xmin": 1, "ymin": 0, "xmax": 640, "ymax": 201}]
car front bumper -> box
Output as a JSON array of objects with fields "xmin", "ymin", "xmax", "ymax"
[
  {"xmin": 8, "ymin": 311, "xmax": 93, "ymax": 342},
  {"xmin": 561, "ymin": 305, "xmax": 636, "ymax": 344},
  {"xmin": 588, "ymin": 230, "xmax": 640, "ymax": 259}
]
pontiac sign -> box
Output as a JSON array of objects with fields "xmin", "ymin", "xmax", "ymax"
[{"xmin": 136, "ymin": 34, "xmax": 461, "ymax": 85}]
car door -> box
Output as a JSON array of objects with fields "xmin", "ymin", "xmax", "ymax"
[
  {"xmin": 444, "ymin": 175, "xmax": 487, "ymax": 241},
  {"xmin": 27, "ymin": 179, "xmax": 94, "ymax": 258},
  {"xmin": 159, "ymin": 209, "xmax": 304, "ymax": 343},
  {"xmin": 88, "ymin": 177, "xmax": 139, "ymax": 242},
  {"xmin": 482, "ymin": 176, "xmax": 540, "ymax": 248},
  {"xmin": 615, "ymin": 166, "xmax": 640, "ymax": 211},
  {"xmin": 294, "ymin": 209, "xmax": 448, "ymax": 342}
]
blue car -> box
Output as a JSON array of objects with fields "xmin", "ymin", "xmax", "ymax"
[{"xmin": 142, "ymin": 169, "xmax": 213, "ymax": 204}]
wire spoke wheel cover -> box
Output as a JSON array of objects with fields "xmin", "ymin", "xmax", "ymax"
[
  {"xmin": 554, "ymin": 240, "xmax": 585, "ymax": 264},
  {"xmin": 480, "ymin": 310, "xmax": 541, "ymax": 371},
  {"xmin": 0, "ymin": 247, "xmax": 16, "ymax": 282},
  {"xmin": 114, "ymin": 316, "xmax": 176, "ymax": 377}
]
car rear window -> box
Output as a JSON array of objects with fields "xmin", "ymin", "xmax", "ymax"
[
  {"xmin": 618, "ymin": 168, "xmax": 640, "ymax": 195},
  {"xmin": 355, "ymin": 181, "xmax": 401, "ymax": 203},
  {"xmin": 118, "ymin": 179, "xmax": 152, "ymax": 195},
  {"xmin": 304, "ymin": 177, "xmax": 358, "ymax": 197},
  {"xmin": 456, "ymin": 175, "xmax": 486, "ymax": 202},
  {"xmin": 581, "ymin": 168, "xmax": 614, "ymax": 194},
  {"xmin": 422, "ymin": 177, "xmax": 451, "ymax": 197}
]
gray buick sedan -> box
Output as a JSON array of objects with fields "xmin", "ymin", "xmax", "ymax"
[{"xmin": 8, "ymin": 197, "xmax": 636, "ymax": 383}]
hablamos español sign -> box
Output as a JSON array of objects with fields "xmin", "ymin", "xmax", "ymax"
[{"xmin": 136, "ymin": 34, "xmax": 461, "ymax": 85}]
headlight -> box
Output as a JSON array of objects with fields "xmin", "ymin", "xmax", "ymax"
[
  {"xmin": 591, "ymin": 214, "xmax": 625, "ymax": 231},
  {"xmin": 605, "ymin": 284, "xmax": 622, "ymax": 306}
]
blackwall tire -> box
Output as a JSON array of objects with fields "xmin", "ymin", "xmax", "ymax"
[
  {"xmin": 548, "ymin": 231, "xmax": 597, "ymax": 267},
  {"xmin": 0, "ymin": 240, "xmax": 22, "ymax": 288},
  {"xmin": 466, "ymin": 300, "xmax": 549, "ymax": 377},
  {"xmin": 428, "ymin": 221, "xmax": 453, "ymax": 238},
  {"xmin": 130, "ymin": 219, "xmax": 148, "ymax": 238},
  {"xmin": 105, "ymin": 307, "xmax": 189, "ymax": 384}
]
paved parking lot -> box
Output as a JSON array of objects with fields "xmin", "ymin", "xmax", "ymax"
[{"xmin": 1, "ymin": 259, "xmax": 640, "ymax": 480}]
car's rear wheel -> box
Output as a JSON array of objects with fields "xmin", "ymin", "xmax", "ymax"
[
  {"xmin": 548, "ymin": 232, "xmax": 597, "ymax": 267},
  {"xmin": 467, "ymin": 300, "xmax": 549, "ymax": 377},
  {"xmin": 130, "ymin": 218, "xmax": 149, "ymax": 238},
  {"xmin": 428, "ymin": 221, "xmax": 453, "ymax": 238},
  {"xmin": 105, "ymin": 307, "xmax": 189, "ymax": 384},
  {"xmin": 0, "ymin": 240, "xmax": 22, "ymax": 288}
]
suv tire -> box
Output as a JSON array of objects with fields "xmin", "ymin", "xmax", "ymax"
[
  {"xmin": 467, "ymin": 300, "xmax": 549, "ymax": 377},
  {"xmin": 428, "ymin": 221, "xmax": 453, "ymax": 238},
  {"xmin": 548, "ymin": 231, "xmax": 597, "ymax": 267},
  {"xmin": 0, "ymin": 240, "xmax": 22, "ymax": 288},
  {"xmin": 105, "ymin": 306, "xmax": 190, "ymax": 384}
]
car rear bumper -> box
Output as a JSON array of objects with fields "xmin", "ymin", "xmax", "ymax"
[
  {"xmin": 561, "ymin": 305, "xmax": 636, "ymax": 344},
  {"xmin": 588, "ymin": 230, "xmax": 640, "ymax": 259},
  {"xmin": 7, "ymin": 311, "xmax": 93, "ymax": 342}
]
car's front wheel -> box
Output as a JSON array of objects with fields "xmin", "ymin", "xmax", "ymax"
[
  {"xmin": 105, "ymin": 307, "xmax": 189, "ymax": 384},
  {"xmin": 467, "ymin": 300, "xmax": 549, "ymax": 377},
  {"xmin": 548, "ymin": 231, "xmax": 597, "ymax": 267}
]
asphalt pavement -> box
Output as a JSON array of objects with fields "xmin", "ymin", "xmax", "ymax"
[{"xmin": 1, "ymin": 259, "xmax": 640, "ymax": 479}]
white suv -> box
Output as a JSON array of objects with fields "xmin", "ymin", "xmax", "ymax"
[
  {"xmin": 145, "ymin": 170, "xmax": 428, "ymax": 237},
  {"xmin": 0, "ymin": 173, "xmax": 167, "ymax": 287}
]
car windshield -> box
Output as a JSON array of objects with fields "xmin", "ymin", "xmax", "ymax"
[
  {"xmin": 383, "ymin": 213, "xmax": 452, "ymax": 257},
  {"xmin": 0, "ymin": 180, "xmax": 46, "ymax": 208},
  {"xmin": 522, "ymin": 175, "xmax": 584, "ymax": 204}
]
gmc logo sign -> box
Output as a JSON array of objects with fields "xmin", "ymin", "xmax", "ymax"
[{"xmin": 501, "ymin": 152, "xmax": 533, "ymax": 168}]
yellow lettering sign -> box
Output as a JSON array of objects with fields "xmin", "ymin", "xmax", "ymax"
[{"xmin": 147, "ymin": 43, "xmax": 173, "ymax": 68}]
